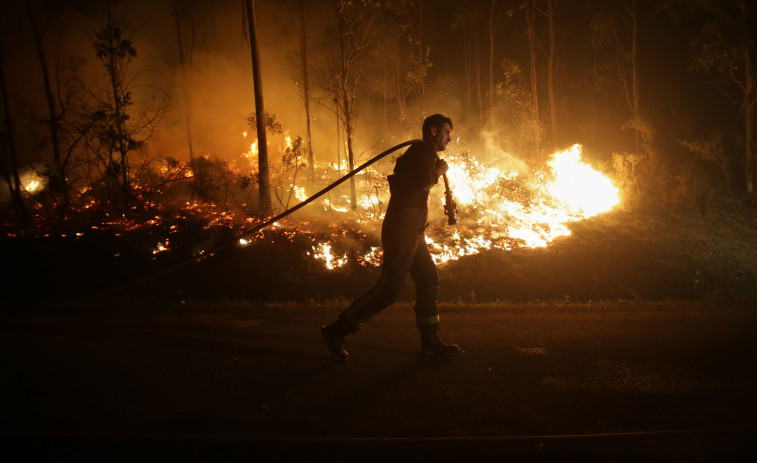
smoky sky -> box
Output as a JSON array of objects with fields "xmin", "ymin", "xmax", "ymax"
[{"xmin": 1, "ymin": 0, "xmax": 732, "ymax": 178}]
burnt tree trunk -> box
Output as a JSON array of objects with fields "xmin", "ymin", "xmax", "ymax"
[
  {"xmin": 299, "ymin": 0, "xmax": 315, "ymax": 188},
  {"xmin": 244, "ymin": 0, "xmax": 272, "ymax": 215},
  {"xmin": 24, "ymin": 0, "xmax": 65, "ymax": 198},
  {"xmin": 383, "ymin": 55, "xmax": 388, "ymax": 139},
  {"xmin": 391, "ymin": 42, "xmax": 407, "ymax": 136},
  {"xmin": 96, "ymin": 13, "xmax": 134, "ymax": 214},
  {"xmin": 745, "ymin": 48, "xmax": 753, "ymax": 192},
  {"xmin": 0, "ymin": 52, "xmax": 28, "ymax": 222},
  {"xmin": 337, "ymin": 7, "xmax": 357, "ymax": 210},
  {"xmin": 173, "ymin": 0, "xmax": 196, "ymax": 161}
]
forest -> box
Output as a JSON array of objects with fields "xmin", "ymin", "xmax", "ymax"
[{"xmin": 1, "ymin": 0, "xmax": 756, "ymax": 303}]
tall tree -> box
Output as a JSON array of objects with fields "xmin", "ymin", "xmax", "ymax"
[
  {"xmin": 243, "ymin": 0, "xmax": 272, "ymax": 215},
  {"xmin": 299, "ymin": 0, "xmax": 315, "ymax": 188},
  {"xmin": 475, "ymin": 20, "xmax": 484, "ymax": 127},
  {"xmin": 682, "ymin": 0, "xmax": 756, "ymax": 192},
  {"xmin": 545, "ymin": 0, "xmax": 560, "ymax": 143},
  {"xmin": 591, "ymin": 0, "xmax": 642, "ymax": 153},
  {"xmin": 410, "ymin": 0, "xmax": 430, "ymax": 118},
  {"xmin": 452, "ymin": 2, "xmax": 493, "ymax": 126},
  {"xmin": 377, "ymin": 0, "xmax": 417, "ymax": 137},
  {"xmin": 24, "ymin": 0, "xmax": 66, "ymax": 198},
  {"xmin": 389, "ymin": 36, "xmax": 409, "ymax": 135},
  {"xmin": 171, "ymin": 0, "xmax": 198, "ymax": 161},
  {"xmin": 395, "ymin": 0, "xmax": 432, "ymax": 125},
  {"xmin": 94, "ymin": 14, "xmax": 137, "ymax": 213},
  {"xmin": 489, "ymin": 0, "xmax": 497, "ymax": 121},
  {"xmin": 624, "ymin": 0, "xmax": 640, "ymax": 153},
  {"xmin": 452, "ymin": 6, "xmax": 485, "ymax": 127},
  {"xmin": 0, "ymin": 50, "xmax": 27, "ymax": 221},
  {"xmin": 525, "ymin": 0, "xmax": 541, "ymax": 159},
  {"xmin": 91, "ymin": 8, "xmax": 168, "ymax": 214},
  {"xmin": 452, "ymin": 9, "xmax": 473, "ymax": 125},
  {"xmin": 332, "ymin": 0, "xmax": 377, "ymax": 210},
  {"xmin": 464, "ymin": 22, "xmax": 474, "ymax": 125},
  {"xmin": 337, "ymin": 4, "xmax": 357, "ymax": 209}
]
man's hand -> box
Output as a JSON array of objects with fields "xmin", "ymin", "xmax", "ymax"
[{"xmin": 434, "ymin": 159, "xmax": 449, "ymax": 176}]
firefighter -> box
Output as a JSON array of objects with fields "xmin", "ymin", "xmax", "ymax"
[{"xmin": 321, "ymin": 114, "xmax": 461, "ymax": 360}]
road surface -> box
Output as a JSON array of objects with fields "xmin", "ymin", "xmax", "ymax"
[{"xmin": 2, "ymin": 300, "xmax": 756, "ymax": 461}]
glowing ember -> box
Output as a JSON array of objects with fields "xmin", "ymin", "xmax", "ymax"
[
  {"xmin": 152, "ymin": 239, "xmax": 170, "ymax": 254},
  {"xmin": 360, "ymin": 246, "xmax": 382, "ymax": 266},
  {"xmin": 309, "ymin": 243, "xmax": 348, "ymax": 270}
]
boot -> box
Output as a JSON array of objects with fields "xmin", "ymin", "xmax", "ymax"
[
  {"xmin": 420, "ymin": 325, "xmax": 461, "ymax": 357},
  {"xmin": 321, "ymin": 318, "xmax": 354, "ymax": 361}
]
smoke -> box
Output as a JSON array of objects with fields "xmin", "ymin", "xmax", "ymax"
[
  {"xmin": 477, "ymin": 129, "xmax": 530, "ymax": 175},
  {"xmin": 4, "ymin": 0, "xmax": 492, "ymax": 216}
]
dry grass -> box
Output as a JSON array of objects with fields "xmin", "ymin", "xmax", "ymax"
[{"xmin": 3, "ymin": 201, "xmax": 757, "ymax": 305}]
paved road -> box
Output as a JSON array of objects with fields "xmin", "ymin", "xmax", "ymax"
[{"xmin": 2, "ymin": 300, "xmax": 756, "ymax": 461}]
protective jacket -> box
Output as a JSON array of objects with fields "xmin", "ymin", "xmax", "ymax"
[
  {"xmin": 384, "ymin": 140, "xmax": 440, "ymax": 233},
  {"xmin": 341, "ymin": 140, "xmax": 443, "ymax": 331}
]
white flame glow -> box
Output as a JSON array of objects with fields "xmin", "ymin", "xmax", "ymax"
[
  {"xmin": 293, "ymin": 186, "xmax": 308, "ymax": 202},
  {"xmin": 20, "ymin": 170, "xmax": 47, "ymax": 193},
  {"xmin": 310, "ymin": 243, "xmax": 348, "ymax": 270},
  {"xmin": 307, "ymin": 143, "xmax": 620, "ymax": 269},
  {"xmin": 547, "ymin": 144, "xmax": 620, "ymax": 215}
]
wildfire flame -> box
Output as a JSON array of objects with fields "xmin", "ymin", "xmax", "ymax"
[
  {"xmin": 308, "ymin": 143, "xmax": 620, "ymax": 268},
  {"xmin": 309, "ymin": 243, "xmax": 348, "ymax": 270},
  {"xmin": 20, "ymin": 169, "xmax": 47, "ymax": 193},
  {"xmin": 152, "ymin": 239, "xmax": 170, "ymax": 255},
  {"xmin": 235, "ymin": 130, "xmax": 618, "ymax": 271},
  {"xmin": 243, "ymin": 140, "xmax": 259, "ymax": 169},
  {"xmin": 547, "ymin": 144, "xmax": 619, "ymax": 215},
  {"xmin": 10, "ymin": 128, "xmax": 619, "ymax": 280},
  {"xmin": 293, "ymin": 186, "xmax": 308, "ymax": 202}
]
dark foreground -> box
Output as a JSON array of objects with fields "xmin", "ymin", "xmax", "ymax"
[{"xmin": 2, "ymin": 300, "xmax": 756, "ymax": 462}]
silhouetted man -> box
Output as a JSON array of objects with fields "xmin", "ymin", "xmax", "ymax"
[{"xmin": 321, "ymin": 114, "xmax": 461, "ymax": 360}]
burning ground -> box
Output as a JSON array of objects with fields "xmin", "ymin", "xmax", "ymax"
[{"xmin": 3, "ymin": 142, "xmax": 757, "ymax": 305}]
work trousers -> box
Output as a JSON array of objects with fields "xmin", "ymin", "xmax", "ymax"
[{"xmin": 341, "ymin": 206, "xmax": 440, "ymax": 332}]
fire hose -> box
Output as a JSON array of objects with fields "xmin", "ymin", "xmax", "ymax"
[
  {"xmin": 235, "ymin": 139, "xmax": 457, "ymax": 243},
  {"xmin": 439, "ymin": 156, "xmax": 458, "ymax": 225},
  {"xmin": 68, "ymin": 139, "xmax": 457, "ymax": 303}
]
